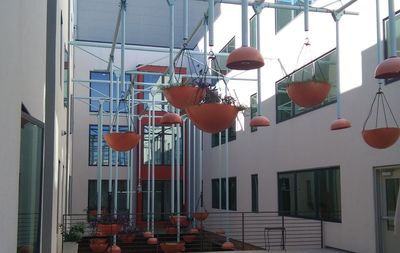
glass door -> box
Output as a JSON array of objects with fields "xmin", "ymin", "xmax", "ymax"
[{"xmin": 378, "ymin": 168, "xmax": 400, "ymax": 253}]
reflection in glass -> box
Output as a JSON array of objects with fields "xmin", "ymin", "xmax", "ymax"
[{"xmin": 17, "ymin": 114, "xmax": 44, "ymax": 252}]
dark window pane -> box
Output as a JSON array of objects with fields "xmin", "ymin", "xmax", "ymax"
[
  {"xmin": 251, "ymin": 174, "xmax": 259, "ymax": 212},
  {"xmin": 229, "ymin": 177, "xmax": 237, "ymax": 211},
  {"xmin": 211, "ymin": 122, "xmax": 236, "ymax": 147},
  {"xmin": 385, "ymin": 178, "xmax": 399, "ymax": 231},
  {"xmin": 278, "ymin": 173, "xmax": 296, "ymax": 215},
  {"xmin": 221, "ymin": 178, "xmax": 226, "ymax": 210},
  {"xmin": 212, "ymin": 179, "xmax": 220, "ymax": 209},
  {"xmin": 88, "ymin": 180, "xmax": 128, "ymax": 214},
  {"xmin": 250, "ymin": 93, "xmax": 258, "ymax": 132}
]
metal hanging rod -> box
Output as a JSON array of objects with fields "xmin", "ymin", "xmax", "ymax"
[{"xmin": 190, "ymin": 0, "xmax": 358, "ymax": 15}]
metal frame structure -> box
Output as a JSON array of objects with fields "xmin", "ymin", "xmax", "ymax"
[{"xmin": 69, "ymin": 0, "xmax": 360, "ymax": 247}]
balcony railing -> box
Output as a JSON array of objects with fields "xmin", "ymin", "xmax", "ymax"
[{"xmin": 62, "ymin": 211, "xmax": 323, "ymax": 252}]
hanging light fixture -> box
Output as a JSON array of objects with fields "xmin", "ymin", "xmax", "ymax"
[
  {"xmin": 250, "ymin": 115, "xmax": 270, "ymax": 127},
  {"xmin": 160, "ymin": 112, "xmax": 182, "ymax": 125},
  {"xmin": 226, "ymin": 0, "xmax": 264, "ymax": 70},
  {"xmin": 221, "ymin": 241, "xmax": 234, "ymax": 250}
]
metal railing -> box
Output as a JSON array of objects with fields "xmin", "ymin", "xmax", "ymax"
[{"xmin": 62, "ymin": 211, "xmax": 323, "ymax": 252}]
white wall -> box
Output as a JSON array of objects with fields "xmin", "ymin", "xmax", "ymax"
[
  {"xmin": 0, "ymin": 0, "xmax": 72, "ymax": 252},
  {"xmin": 201, "ymin": 1, "xmax": 400, "ymax": 253}
]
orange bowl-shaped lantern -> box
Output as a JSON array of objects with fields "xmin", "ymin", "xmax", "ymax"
[
  {"xmin": 90, "ymin": 241, "xmax": 109, "ymax": 253},
  {"xmin": 196, "ymin": 224, "xmax": 204, "ymax": 231},
  {"xmin": 118, "ymin": 233, "xmax": 136, "ymax": 243},
  {"xmin": 147, "ymin": 237, "xmax": 158, "ymax": 245},
  {"xmin": 186, "ymin": 104, "xmax": 239, "ymax": 133},
  {"xmin": 226, "ymin": 46, "xmax": 264, "ymax": 70},
  {"xmin": 375, "ymin": 56, "xmax": 400, "ymax": 79},
  {"xmin": 221, "ymin": 241, "xmax": 235, "ymax": 250},
  {"xmin": 107, "ymin": 245, "xmax": 121, "ymax": 253},
  {"xmin": 249, "ymin": 116, "xmax": 270, "ymax": 128},
  {"xmin": 286, "ymin": 80, "xmax": 330, "ymax": 108},
  {"xmin": 182, "ymin": 234, "xmax": 197, "ymax": 243},
  {"xmin": 193, "ymin": 212, "xmax": 209, "ymax": 221},
  {"xmin": 330, "ymin": 118, "xmax": 351, "ymax": 131},
  {"xmin": 143, "ymin": 231, "xmax": 153, "ymax": 239},
  {"xmin": 215, "ymin": 228, "xmax": 225, "ymax": 235},
  {"xmin": 170, "ymin": 216, "xmax": 189, "ymax": 226},
  {"xmin": 104, "ymin": 132, "xmax": 141, "ymax": 152},
  {"xmin": 362, "ymin": 127, "xmax": 399, "ymax": 149},
  {"xmin": 160, "ymin": 242, "xmax": 185, "ymax": 253},
  {"xmin": 189, "ymin": 228, "xmax": 199, "ymax": 234},
  {"xmin": 90, "ymin": 238, "xmax": 108, "ymax": 244},
  {"xmin": 163, "ymin": 86, "xmax": 206, "ymax": 109},
  {"xmin": 165, "ymin": 226, "xmax": 177, "ymax": 235},
  {"xmin": 160, "ymin": 112, "xmax": 182, "ymax": 125},
  {"xmin": 97, "ymin": 224, "xmax": 122, "ymax": 236}
]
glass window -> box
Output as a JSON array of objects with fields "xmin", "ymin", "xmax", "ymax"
[
  {"xmin": 211, "ymin": 122, "xmax": 236, "ymax": 147},
  {"xmin": 250, "ymin": 15, "xmax": 257, "ymax": 48},
  {"xmin": 251, "ymin": 174, "xmax": 259, "ymax": 212},
  {"xmin": 141, "ymin": 180, "xmax": 183, "ymax": 221},
  {"xmin": 278, "ymin": 167, "xmax": 341, "ymax": 222},
  {"xmin": 87, "ymin": 180, "xmax": 127, "ymax": 213},
  {"xmin": 275, "ymin": 0, "xmax": 302, "ymax": 33},
  {"xmin": 17, "ymin": 113, "xmax": 44, "ymax": 252},
  {"xmin": 385, "ymin": 178, "xmax": 399, "ymax": 231},
  {"xmin": 90, "ymin": 71, "xmax": 131, "ymax": 113},
  {"xmin": 383, "ymin": 10, "xmax": 400, "ymax": 83},
  {"xmin": 212, "ymin": 37, "xmax": 236, "ymax": 78},
  {"xmin": 250, "ymin": 93, "xmax": 257, "ymax": 132},
  {"xmin": 88, "ymin": 124, "xmax": 129, "ymax": 166},
  {"xmin": 221, "ymin": 178, "xmax": 227, "ymax": 210},
  {"xmin": 143, "ymin": 125, "xmax": 183, "ymax": 165},
  {"xmin": 229, "ymin": 177, "xmax": 237, "ymax": 211},
  {"xmin": 276, "ymin": 49, "xmax": 337, "ymax": 123},
  {"xmin": 212, "ymin": 179, "xmax": 220, "ymax": 209},
  {"xmin": 64, "ymin": 48, "xmax": 69, "ymax": 107}
]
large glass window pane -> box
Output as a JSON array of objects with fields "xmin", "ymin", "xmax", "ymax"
[
  {"xmin": 296, "ymin": 171, "xmax": 316, "ymax": 218},
  {"xmin": 276, "ymin": 49, "xmax": 337, "ymax": 123},
  {"xmin": 385, "ymin": 178, "xmax": 399, "ymax": 230},
  {"xmin": 383, "ymin": 11, "xmax": 400, "ymax": 84},
  {"xmin": 229, "ymin": 177, "xmax": 237, "ymax": 211},
  {"xmin": 251, "ymin": 174, "xmax": 259, "ymax": 212},
  {"xmin": 221, "ymin": 178, "xmax": 227, "ymax": 210},
  {"xmin": 278, "ymin": 173, "xmax": 296, "ymax": 215},
  {"xmin": 250, "ymin": 15, "xmax": 257, "ymax": 48},
  {"xmin": 317, "ymin": 168, "xmax": 341, "ymax": 221},
  {"xmin": 90, "ymin": 71, "xmax": 131, "ymax": 113},
  {"xmin": 212, "ymin": 179, "xmax": 220, "ymax": 209},
  {"xmin": 211, "ymin": 123, "xmax": 236, "ymax": 147},
  {"xmin": 88, "ymin": 124, "xmax": 128, "ymax": 166},
  {"xmin": 212, "ymin": 37, "xmax": 235, "ymax": 78},
  {"xmin": 275, "ymin": 0, "xmax": 302, "ymax": 33},
  {"xmin": 17, "ymin": 114, "xmax": 44, "ymax": 252},
  {"xmin": 278, "ymin": 167, "xmax": 341, "ymax": 222},
  {"xmin": 143, "ymin": 125, "xmax": 183, "ymax": 165},
  {"xmin": 88, "ymin": 180, "xmax": 127, "ymax": 214}
]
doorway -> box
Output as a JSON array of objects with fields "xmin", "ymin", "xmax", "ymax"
[{"xmin": 376, "ymin": 166, "xmax": 400, "ymax": 253}]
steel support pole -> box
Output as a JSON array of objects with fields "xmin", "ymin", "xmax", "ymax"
[
  {"xmin": 241, "ymin": 0, "xmax": 249, "ymax": 46},
  {"xmin": 147, "ymin": 113, "xmax": 151, "ymax": 231},
  {"xmin": 184, "ymin": 0, "xmax": 189, "ymax": 42},
  {"xmin": 208, "ymin": 0, "xmax": 214, "ymax": 47},
  {"xmin": 151, "ymin": 94, "xmax": 156, "ymax": 233},
  {"xmin": 255, "ymin": 8, "xmax": 262, "ymax": 115},
  {"xmin": 187, "ymin": 121, "xmax": 191, "ymax": 217},
  {"xmin": 97, "ymin": 102, "xmax": 103, "ymax": 216},
  {"xmin": 304, "ymin": 0, "xmax": 309, "ymax": 31},
  {"xmin": 388, "ymin": 0, "xmax": 397, "ymax": 57},
  {"xmin": 177, "ymin": 120, "xmax": 181, "ymax": 242},
  {"xmin": 335, "ymin": 19, "xmax": 342, "ymax": 119}
]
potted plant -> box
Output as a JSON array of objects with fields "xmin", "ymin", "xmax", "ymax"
[
  {"xmin": 62, "ymin": 223, "xmax": 85, "ymax": 253},
  {"xmin": 159, "ymin": 83, "xmax": 206, "ymax": 110},
  {"xmin": 186, "ymin": 87, "xmax": 247, "ymax": 133},
  {"xmin": 96, "ymin": 215, "xmax": 123, "ymax": 236},
  {"xmin": 118, "ymin": 222, "xmax": 136, "ymax": 243}
]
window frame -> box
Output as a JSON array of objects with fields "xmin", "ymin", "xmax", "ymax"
[
  {"xmin": 88, "ymin": 124, "xmax": 129, "ymax": 166},
  {"xmin": 212, "ymin": 178, "xmax": 220, "ymax": 209},
  {"xmin": 89, "ymin": 71, "xmax": 132, "ymax": 113},
  {"xmin": 277, "ymin": 166, "xmax": 341, "ymax": 222},
  {"xmin": 251, "ymin": 174, "xmax": 259, "ymax": 212},
  {"xmin": 250, "ymin": 93, "xmax": 258, "ymax": 132},
  {"xmin": 382, "ymin": 9, "xmax": 400, "ymax": 84}
]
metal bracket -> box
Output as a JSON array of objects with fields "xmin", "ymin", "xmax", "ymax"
[
  {"xmin": 167, "ymin": 0, "xmax": 175, "ymax": 6},
  {"xmin": 252, "ymin": 1, "xmax": 264, "ymax": 15},
  {"xmin": 332, "ymin": 0, "xmax": 358, "ymax": 22}
]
